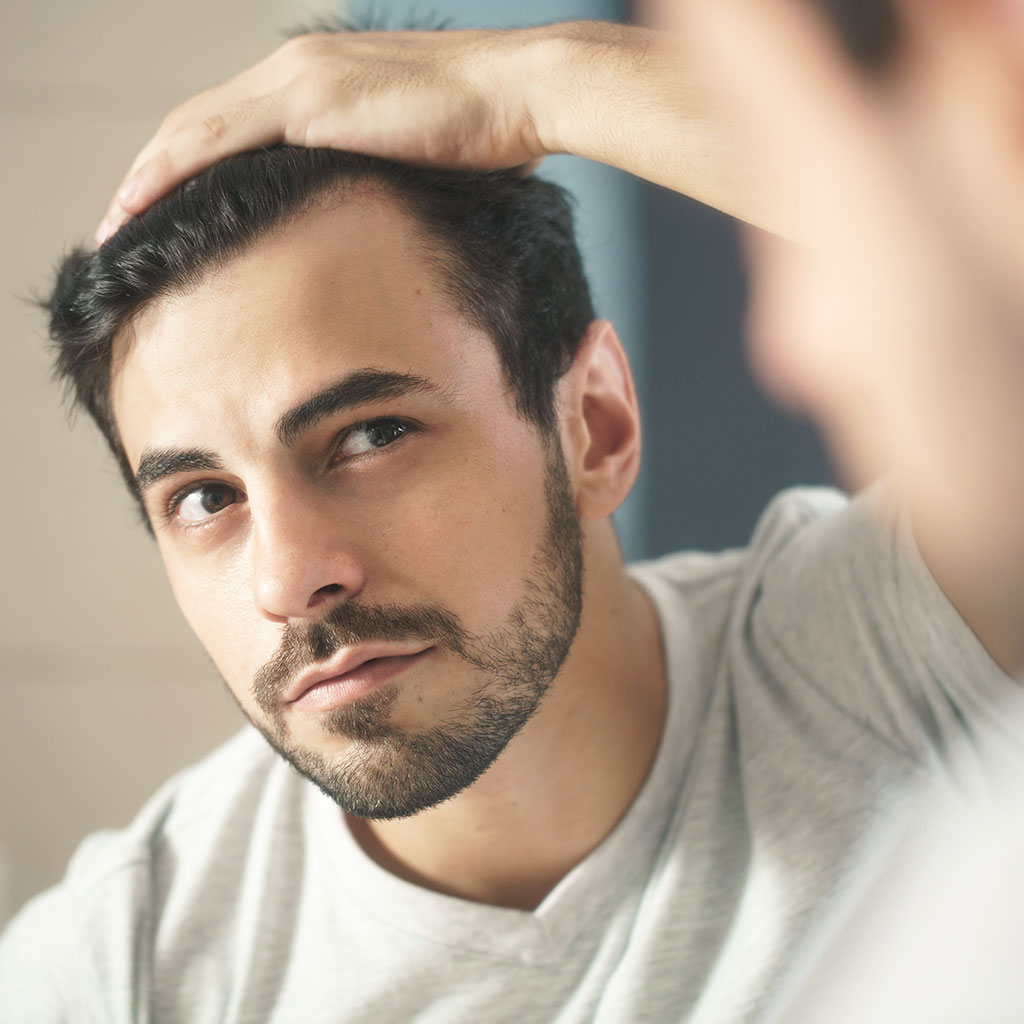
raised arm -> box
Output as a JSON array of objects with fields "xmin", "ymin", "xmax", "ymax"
[
  {"xmin": 682, "ymin": 0, "xmax": 1024, "ymax": 677},
  {"xmin": 97, "ymin": 21, "xmax": 769, "ymax": 242}
]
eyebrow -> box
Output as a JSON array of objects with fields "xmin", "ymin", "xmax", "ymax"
[
  {"xmin": 132, "ymin": 368, "xmax": 442, "ymax": 495},
  {"xmin": 275, "ymin": 368, "xmax": 442, "ymax": 447},
  {"xmin": 135, "ymin": 448, "xmax": 223, "ymax": 496}
]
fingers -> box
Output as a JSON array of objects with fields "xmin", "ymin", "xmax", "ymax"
[{"xmin": 95, "ymin": 93, "xmax": 285, "ymax": 245}]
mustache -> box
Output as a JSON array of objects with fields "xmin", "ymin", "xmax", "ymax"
[{"xmin": 252, "ymin": 600, "xmax": 468, "ymax": 712}]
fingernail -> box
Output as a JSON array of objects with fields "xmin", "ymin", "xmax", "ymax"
[
  {"xmin": 95, "ymin": 218, "xmax": 112, "ymax": 245},
  {"xmin": 117, "ymin": 179, "xmax": 139, "ymax": 207}
]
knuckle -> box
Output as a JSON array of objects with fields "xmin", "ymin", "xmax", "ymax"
[
  {"xmin": 292, "ymin": 65, "xmax": 329, "ymax": 106},
  {"xmin": 283, "ymin": 58, "xmax": 345, "ymax": 123},
  {"xmin": 196, "ymin": 112, "xmax": 230, "ymax": 145},
  {"xmin": 279, "ymin": 32, "xmax": 328, "ymax": 68}
]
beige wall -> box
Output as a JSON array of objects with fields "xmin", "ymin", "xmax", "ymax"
[{"xmin": 0, "ymin": 0, "xmax": 329, "ymax": 928}]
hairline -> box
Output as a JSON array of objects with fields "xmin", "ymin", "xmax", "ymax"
[{"xmin": 106, "ymin": 179, "xmax": 557, "ymax": 505}]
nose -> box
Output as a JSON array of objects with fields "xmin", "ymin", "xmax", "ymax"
[{"xmin": 249, "ymin": 486, "xmax": 367, "ymax": 623}]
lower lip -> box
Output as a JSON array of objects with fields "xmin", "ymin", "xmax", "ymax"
[{"xmin": 288, "ymin": 649, "xmax": 434, "ymax": 712}]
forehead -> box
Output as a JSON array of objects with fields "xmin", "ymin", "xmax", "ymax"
[{"xmin": 110, "ymin": 193, "xmax": 507, "ymax": 468}]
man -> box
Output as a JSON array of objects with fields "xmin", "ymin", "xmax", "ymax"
[{"xmin": 3, "ymin": 3, "xmax": 1024, "ymax": 1021}]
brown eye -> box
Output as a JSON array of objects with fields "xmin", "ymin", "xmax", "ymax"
[
  {"xmin": 337, "ymin": 419, "xmax": 409, "ymax": 458},
  {"xmin": 176, "ymin": 483, "xmax": 237, "ymax": 523}
]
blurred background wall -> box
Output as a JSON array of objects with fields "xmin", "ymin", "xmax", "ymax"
[{"xmin": 0, "ymin": 0, "xmax": 829, "ymax": 928}]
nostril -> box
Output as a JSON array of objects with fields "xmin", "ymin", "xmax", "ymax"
[{"xmin": 310, "ymin": 583, "xmax": 343, "ymax": 607}]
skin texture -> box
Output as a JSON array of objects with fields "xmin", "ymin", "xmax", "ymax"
[
  {"xmin": 110, "ymin": 192, "xmax": 666, "ymax": 909},
  {"xmin": 246, "ymin": 439, "xmax": 585, "ymax": 821}
]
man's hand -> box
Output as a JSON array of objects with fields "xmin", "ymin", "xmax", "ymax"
[
  {"xmin": 96, "ymin": 27, "xmax": 550, "ymax": 242},
  {"xmin": 96, "ymin": 20, "xmax": 773, "ymax": 245}
]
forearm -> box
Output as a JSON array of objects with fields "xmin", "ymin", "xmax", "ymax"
[
  {"xmin": 515, "ymin": 21, "xmax": 794, "ymax": 238},
  {"xmin": 100, "ymin": 19, "xmax": 793, "ymax": 243}
]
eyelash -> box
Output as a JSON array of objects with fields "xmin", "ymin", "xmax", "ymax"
[
  {"xmin": 160, "ymin": 479, "xmax": 236, "ymax": 530},
  {"xmin": 329, "ymin": 416, "xmax": 415, "ymax": 463},
  {"xmin": 159, "ymin": 416, "xmax": 417, "ymax": 529}
]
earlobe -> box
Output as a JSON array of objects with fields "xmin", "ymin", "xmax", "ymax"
[{"xmin": 558, "ymin": 320, "xmax": 642, "ymax": 520}]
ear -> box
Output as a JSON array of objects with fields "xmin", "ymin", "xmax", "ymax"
[{"xmin": 557, "ymin": 320, "xmax": 642, "ymax": 520}]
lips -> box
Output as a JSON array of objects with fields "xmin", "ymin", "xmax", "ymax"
[{"xmin": 284, "ymin": 643, "xmax": 434, "ymax": 707}]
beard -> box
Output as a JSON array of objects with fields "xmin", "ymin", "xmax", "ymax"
[{"xmin": 242, "ymin": 442, "xmax": 584, "ymax": 820}]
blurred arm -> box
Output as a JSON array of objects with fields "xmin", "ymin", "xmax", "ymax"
[{"xmin": 691, "ymin": 0, "xmax": 1024, "ymax": 677}]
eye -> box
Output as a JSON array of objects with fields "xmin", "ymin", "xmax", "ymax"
[
  {"xmin": 336, "ymin": 418, "xmax": 410, "ymax": 459},
  {"xmin": 172, "ymin": 482, "xmax": 238, "ymax": 524}
]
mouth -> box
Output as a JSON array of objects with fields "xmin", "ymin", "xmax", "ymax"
[{"xmin": 285, "ymin": 646, "xmax": 435, "ymax": 712}]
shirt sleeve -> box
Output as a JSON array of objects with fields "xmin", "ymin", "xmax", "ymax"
[
  {"xmin": 0, "ymin": 835, "xmax": 153, "ymax": 1024},
  {"xmin": 742, "ymin": 485, "xmax": 1024, "ymax": 775},
  {"xmin": 0, "ymin": 886, "xmax": 86, "ymax": 1023}
]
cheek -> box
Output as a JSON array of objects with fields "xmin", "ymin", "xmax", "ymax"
[
  {"xmin": 161, "ymin": 548, "xmax": 267, "ymax": 702},
  {"xmin": 372, "ymin": 448, "xmax": 551, "ymax": 622},
  {"xmin": 152, "ymin": 436, "xmax": 553, "ymax": 689}
]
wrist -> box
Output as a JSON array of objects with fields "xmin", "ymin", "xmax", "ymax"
[
  {"xmin": 501, "ymin": 21, "xmax": 619, "ymax": 158},
  {"xmin": 515, "ymin": 22, "xmax": 660, "ymax": 161},
  {"xmin": 512, "ymin": 25, "xmax": 580, "ymax": 157}
]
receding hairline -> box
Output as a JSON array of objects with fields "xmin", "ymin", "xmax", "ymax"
[
  {"xmin": 107, "ymin": 177, "xmax": 471, "ymax": 369},
  {"xmin": 105, "ymin": 180, "xmax": 530, "ymax": 471}
]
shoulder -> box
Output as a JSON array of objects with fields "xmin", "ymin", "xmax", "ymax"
[
  {"xmin": 0, "ymin": 728, "xmax": 293, "ymax": 1020},
  {"xmin": 747, "ymin": 485, "xmax": 850, "ymax": 558},
  {"xmin": 628, "ymin": 486, "xmax": 845, "ymax": 644},
  {"xmin": 743, "ymin": 485, "xmax": 1020, "ymax": 766},
  {"xmin": 636, "ymin": 484, "xmax": 1020, "ymax": 768},
  {"xmin": 67, "ymin": 726, "xmax": 280, "ymax": 884}
]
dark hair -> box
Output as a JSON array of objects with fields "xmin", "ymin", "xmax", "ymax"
[{"xmin": 45, "ymin": 147, "xmax": 595, "ymax": 514}]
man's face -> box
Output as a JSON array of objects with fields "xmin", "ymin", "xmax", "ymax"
[{"xmin": 111, "ymin": 194, "xmax": 583, "ymax": 819}]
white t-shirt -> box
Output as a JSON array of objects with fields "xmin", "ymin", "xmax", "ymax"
[{"xmin": 1, "ymin": 488, "xmax": 1020, "ymax": 1023}]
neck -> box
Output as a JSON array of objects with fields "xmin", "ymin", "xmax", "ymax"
[{"xmin": 346, "ymin": 521, "xmax": 667, "ymax": 910}]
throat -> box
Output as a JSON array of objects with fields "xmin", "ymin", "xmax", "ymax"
[
  {"xmin": 343, "ymin": 570, "xmax": 668, "ymax": 913},
  {"xmin": 346, "ymin": 812, "xmax": 568, "ymax": 911}
]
